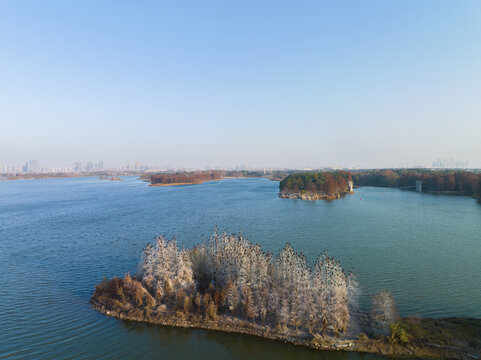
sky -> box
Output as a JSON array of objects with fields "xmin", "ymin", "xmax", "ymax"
[{"xmin": 1, "ymin": 0, "xmax": 480, "ymax": 169}]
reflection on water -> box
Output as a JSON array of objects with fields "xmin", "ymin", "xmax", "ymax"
[{"xmin": 119, "ymin": 319, "xmax": 382, "ymax": 360}]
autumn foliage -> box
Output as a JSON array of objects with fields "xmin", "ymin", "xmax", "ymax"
[
  {"xmin": 352, "ymin": 170, "xmax": 481, "ymax": 195},
  {"xmin": 150, "ymin": 171, "xmax": 224, "ymax": 185},
  {"xmin": 279, "ymin": 172, "xmax": 352, "ymax": 195}
]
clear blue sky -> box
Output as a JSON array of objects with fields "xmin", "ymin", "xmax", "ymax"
[{"xmin": 1, "ymin": 0, "xmax": 480, "ymax": 168}]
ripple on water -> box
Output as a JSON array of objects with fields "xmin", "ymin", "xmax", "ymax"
[{"xmin": 1, "ymin": 177, "xmax": 480, "ymax": 359}]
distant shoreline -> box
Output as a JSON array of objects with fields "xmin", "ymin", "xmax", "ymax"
[
  {"xmin": 0, "ymin": 173, "xmax": 140, "ymax": 181},
  {"xmin": 148, "ymin": 177, "xmax": 267, "ymax": 187},
  {"xmin": 0, "ymin": 174, "xmax": 90, "ymax": 181},
  {"xmin": 149, "ymin": 179, "xmax": 222, "ymax": 187}
]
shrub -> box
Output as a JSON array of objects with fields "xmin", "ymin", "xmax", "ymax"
[
  {"xmin": 358, "ymin": 333, "xmax": 368, "ymax": 341},
  {"xmin": 389, "ymin": 322, "xmax": 409, "ymax": 344}
]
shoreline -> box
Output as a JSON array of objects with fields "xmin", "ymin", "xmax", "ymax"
[
  {"xmin": 279, "ymin": 191, "xmax": 354, "ymax": 200},
  {"xmin": 90, "ymin": 301, "xmax": 360, "ymax": 354},
  {"xmin": 148, "ymin": 176, "xmax": 266, "ymax": 187},
  {"xmin": 149, "ymin": 178, "xmax": 223, "ymax": 187},
  {"xmin": 0, "ymin": 173, "xmax": 139, "ymax": 181},
  {"xmin": 91, "ymin": 298, "xmax": 480, "ymax": 359}
]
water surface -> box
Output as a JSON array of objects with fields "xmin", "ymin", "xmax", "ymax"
[{"xmin": 1, "ymin": 177, "xmax": 480, "ymax": 359}]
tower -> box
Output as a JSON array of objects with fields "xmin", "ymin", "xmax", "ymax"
[
  {"xmin": 416, "ymin": 180, "xmax": 422, "ymax": 192},
  {"xmin": 348, "ymin": 180, "xmax": 354, "ymax": 192}
]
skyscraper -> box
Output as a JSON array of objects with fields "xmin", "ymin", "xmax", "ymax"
[{"xmin": 29, "ymin": 160, "xmax": 38, "ymax": 173}]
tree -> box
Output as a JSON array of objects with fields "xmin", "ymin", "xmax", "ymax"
[
  {"xmin": 206, "ymin": 301, "xmax": 218, "ymax": 321},
  {"xmin": 132, "ymin": 229, "xmax": 359, "ymax": 337},
  {"xmin": 336, "ymin": 176, "xmax": 347, "ymax": 192},
  {"xmin": 371, "ymin": 290, "xmax": 398, "ymax": 334},
  {"xmin": 324, "ymin": 175, "xmax": 337, "ymax": 194},
  {"xmin": 183, "ymin": 295, "xmax": 193, "ymax": 313},
  {"xmin": 445, "ymin": 174, "xmax": 456, "ymax": 191},
  {"xmin": 224, "ymin": 280, "xmax": 239, "ymax": 313},
  {"xmin": 194, "ymin": 292, "xmax": 203, "ymax": 314},
  {"xmin": 242, "ymin": 286, "xmax": 255, "ymax": 320}
]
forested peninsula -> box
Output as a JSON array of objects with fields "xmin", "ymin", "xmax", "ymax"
[
  {"xmin": 142, "ymin": 170, "xmax": 291, "ymax": 186},
  {"xmin": 144, "ymin": 171, "xmax": 224, "ymax": 186},
  {"xmin": 279, "ymin": 170, "xmax": 481, "ymax": 201},
  {"xmin": 352, "ymin": 169, "xmax": 481, "ymax": 198},
  {"xmin": 91, "ymin": 230, "xmax": 480, "ymax": 359}
]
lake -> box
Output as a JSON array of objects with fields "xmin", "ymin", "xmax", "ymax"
[{"xmin": 1, "ymin": 176, "xmax": 480, "ymax": 359}]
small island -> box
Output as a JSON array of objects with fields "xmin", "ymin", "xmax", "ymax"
[
  {"xmin": 91, "ymin": 230, "xmax": 480, "ymax": 359},
  {"xmin": 145, "ymin": 171, "xmax": 224, "ymax": 187},
  {"xmin": 99, "ymin": 176, "xmax": 123, "ymax": 181},
  {"xmin": 279, "ymin": 172, "xmax": 354, "ymax": 200}
]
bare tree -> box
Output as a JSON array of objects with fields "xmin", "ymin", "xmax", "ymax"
[
  {"xmin": 371, "ymin": 290, "xmax": 399, "ymax": 334},
  {"xmin": 135, "ymin": 229, "xmax": 358, "ymax": 336}
]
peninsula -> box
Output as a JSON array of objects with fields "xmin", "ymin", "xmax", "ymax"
[
  {"xmin": 145, "ymin": 171, "xmax": 224, "ymax": 187},
  {"xmin": 351, "ymin": 169, "xmax": 481, "ymax": 199},
  {"xmin": 278, "ymin": 169, "xmax": 481, "ymax": 201},
  {"xmin": 142, "ymin": 170, "xmax": 292, "ymax": 187},
  {"xmin": 91, "ymin": 230, "xmax": 480, "ymax": 359}
]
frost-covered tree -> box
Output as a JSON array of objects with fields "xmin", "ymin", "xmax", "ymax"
[
  {"xmin": 371, "ymin": 290, "xmax": 399, "ymax": 334},
  {"xmin": 135, "ymin": 229, "xmax": 359, "ymax": 336},
  {"xmin": 223, "ymin": 280, "xmax": 239, "ymax": 313},
  {"xmin": 139, "ymin": 235, "xmax": 195, "ymax": 304}
]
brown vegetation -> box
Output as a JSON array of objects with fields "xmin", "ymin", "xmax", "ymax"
[
  {"xmin": 352, "ymin": 169, "xmax": 481, "ymax": 197},
  {"xmin": 149, "ymin": 171, "xmax": 224, "ymax": 186},
  {"xmin": 279, "ymin": 172, "xmax": 353, "ymax": 200}
]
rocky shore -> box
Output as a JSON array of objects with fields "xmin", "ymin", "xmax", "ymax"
[{"xmin": 279, "ymin": 191, "xmax": 345, "ymax": 200}]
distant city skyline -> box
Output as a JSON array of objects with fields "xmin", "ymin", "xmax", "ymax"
[
  {"xmin": 0, "ymin": 157, "xmax": 477, "ymax": 175},
  {"xmin": 1, "ymin": 1, "xmax": 480, "ymax": 168}
]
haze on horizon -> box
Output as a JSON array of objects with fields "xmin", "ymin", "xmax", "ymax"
[{"xmin": 1, "ymin": 1, "xmax": 480, "ymax": 169}]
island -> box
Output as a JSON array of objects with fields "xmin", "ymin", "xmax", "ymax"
[
  {"xmin": 279, "ymin": 172, "xmax": 354, "ymax": 200},
  {"xmin": 91, "ymin": 230, "xmax": 480, "ymax": 359},
  {"xmin": 99, "ymin": 176, "xmax": 123, "ymax": 181}
]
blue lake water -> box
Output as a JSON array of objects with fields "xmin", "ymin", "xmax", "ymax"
[{"xmin": 1, "ymin": 176, "xmax": 480, "ymax": 359}]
